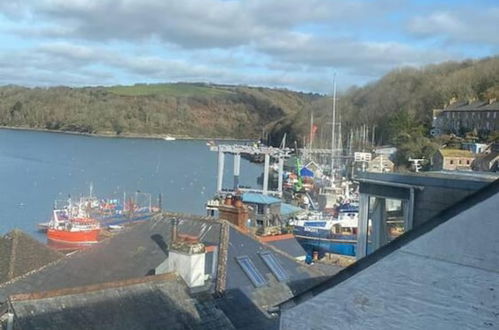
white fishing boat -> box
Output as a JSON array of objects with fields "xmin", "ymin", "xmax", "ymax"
[{"xmin": 163, "ymin": 135, "xmax": 176, "ymax": 141}]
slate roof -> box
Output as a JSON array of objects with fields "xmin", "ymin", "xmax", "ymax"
[
  {"xmin": 9, "ymin": 273, "xmax": 234, "ymax": 330},
  {"xmin": 280, "ymin": 179, "xmax": 499, "ymax": 329},
  {"xmin": 259, "ymin": 234, "xmax": 307, "ymax": 259},
  {"xmin": 444, "ymin": 100, "xmax": 499, "ymax": 111},
  {"xmin": 242, "ymin": 192, "xmax": 281, "ymax": 205},
  {"xmin": 0, "ymin": 214, "xmax": 339, "ymax": 330},
  {"xmin": 0, "ymin": 216, "xmax": 218, "ymax": 304},
  {"xmin": 473, "ymin": 152, "xmax": 499, "ymax": 171},
  {"xmin": 0, "ymin": 230, "xmax": 63, "ymax": 285}
]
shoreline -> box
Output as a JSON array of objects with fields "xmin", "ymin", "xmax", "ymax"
[{"xmin": 0, "ymin": 126, "xmax": 256, "ymax": 142}]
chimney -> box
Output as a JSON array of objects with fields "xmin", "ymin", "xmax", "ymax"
[
  {"xmin": 156, "ymin": 225, "xmax": 207, "ymax": 288},
  {"xmin": 218, "ymin": 195, "xmax": 249, "ymax": 230},
  {"xmin": 171, "ymin": 218, "xmax": 178, "ymax": 243}
]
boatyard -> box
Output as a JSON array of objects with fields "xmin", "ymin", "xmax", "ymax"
[{"xmin": 1, "ymin": 1, "xmax": 499, "ymax": 328}]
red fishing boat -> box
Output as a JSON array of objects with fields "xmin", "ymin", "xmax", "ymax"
[{"xmin": 47, "ymin": 208, "xmax": 101, "ymax": 244}]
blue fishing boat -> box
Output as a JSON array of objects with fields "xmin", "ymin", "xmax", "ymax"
[{"xmin": 291, "ymin": 203, "xmax": 359, "ymax": 256}]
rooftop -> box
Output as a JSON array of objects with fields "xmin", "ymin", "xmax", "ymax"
[
  {"xmin": 0, "ymin": 214, "xmax": 339, "ymax": 329},
  {"xmin": 280, "ymin": 179, "xmax": 499, "ymax": 329},
  {"xmin": 0, "ymin": 230, "xmax": 63, "ymax": 285},
  {"xmin": 443, "ymin": 100, "xmax": 499, "ymax": 112},
  {"xmin": 242, "ymin": 193, "xmax": 281, "ymax": 205},
  {"xmin": 439, "ymin": 148, "xmax": 474, "ymax": 158},
  {"xmin": 280, "ymin": 203, "xmax": 303, "ymax": 217},
  {"xmin": 9, "ymin": 273, "xmax": 234, "ymax": 330}
]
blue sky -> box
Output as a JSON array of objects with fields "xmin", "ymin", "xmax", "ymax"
[{"xmin": 0, "ymin": 0, "xmax": 497, "ymax": 93}]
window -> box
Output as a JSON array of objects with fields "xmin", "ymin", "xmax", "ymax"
[
  {"xmin": 450, "ymin": 160, "xmax": 454, "ymax": 165},
  {"xmin": 257, "ymin": 204, "xmax": 264, "ymax": 214},
  {"xmin": 236, "ymin": 256, "xmax": 266, "ymax": 287},
  {"xmin": 259, "ymin": 251, "xmax": 289, "ymax": 282},
  {"xmin": 459, "ymin": 160, "xmax": 462, "ymax": 164},
  {"xmin": 467, "ymin": 160, "xmax": 470, "ymax": 165}
]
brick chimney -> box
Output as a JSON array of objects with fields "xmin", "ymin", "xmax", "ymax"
[{"xmin": 218, "ymin": 195, "xmax": 249, "ymax": 230}]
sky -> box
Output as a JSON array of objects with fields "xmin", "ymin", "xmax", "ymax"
[{"xmin": 0, "ymin": 0, "xmax": 498, "ymax": 93}]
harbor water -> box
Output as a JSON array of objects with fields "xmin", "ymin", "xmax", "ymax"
[{"xmin": 0, "ymin": 129, "xmax": 263, "ymax": 240}]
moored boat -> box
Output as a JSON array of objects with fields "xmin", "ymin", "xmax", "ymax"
[
  {"xmin": 163, "ymin": 135, "xmax": 176, "ymax": 141},
  {"xmin": 291, "ymin": 202, "xmax": 359, "ymax": 256},
  {"xmin": 47, "ymin": 208, "xmax": 101, "ymax": 244}
]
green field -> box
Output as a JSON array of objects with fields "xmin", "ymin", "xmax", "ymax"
[{"xmin": 107, "ymin": 83, "xmax": 234, "ymax": 97}]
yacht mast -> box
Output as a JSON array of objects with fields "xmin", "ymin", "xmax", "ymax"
[{"xmin": 330, "ymin": 73, "xmax": 337, "ymax": 182}]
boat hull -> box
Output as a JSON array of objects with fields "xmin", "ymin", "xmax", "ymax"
[
  {"xmin": 293, "ymin": 226, "xmax": 357, "ymax": 256},
  {"xmin": 47, "ymin": 228, "xmax": 100, "ymax": 244}
]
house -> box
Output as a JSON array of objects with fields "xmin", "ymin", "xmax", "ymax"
[
  {"xmin": 432, "ymin": 149, "xmax": 474, "ymax": 171},
  {"xmin": 0, "ymin": 230, "xmax": 63, "ymax": 285},
  {"xmin": 472, "ymin": 152, "xmax": 499, "ymax": 172},
  {"xmin": 280, "ymin": 179, "xmax": 499, "ymax": 329},
  {"xmin": 432, "ymin": 99, "xmax": 499, "ymax": 136},
  {"xmin": 241, "ymin": 192, "xmax": 283, "ymax": 234},
  {"xmin": 0, "ymin": 214, "xmax": 340, "ymax": 330},
  {"xmin": 367, "ymin": 155, "xmax": 394, "ymax": 173}
]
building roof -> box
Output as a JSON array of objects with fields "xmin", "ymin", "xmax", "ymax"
[
  {"xmin": 258, "ymin": 234, "xmax": 307, "ymax": 259},
  {"xmin": 438, "ymin": 148, "xmax": 474, "ymax": 158},
  {"xmin": 444, "ymin": 100, "xmax": 499, "ymax": 112},
  {"xmin": 9, "ymin": 273, "xmax": 234, "ymax": 330},
  {"xmin": 242, "ymin": 192, "xmax": 281, "ymax": 205},
  {"xmin": 473, "ymin": 152, "xmax": 499, "ymax": 172},
  {"xmin": 0, "ymin": 230, "xmax": 63, "ymax": 285},
  {"xmin": 477, "ymin": 152, "xmax": 499, "ymax": 163},
  {"xmin": 0, "ymin": 214, "xmax": 338, "ymax": 330},
  {"xmin": 280, "ymin": 203, "xmax": 303, "ymax": 216},
  {"xmin": 280, "ymin": 179, "xmax": 499, "ymax": 329}
]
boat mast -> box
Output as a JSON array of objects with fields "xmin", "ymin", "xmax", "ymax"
[
  {"xmin": 330, "ymin": 73, "xmax": 337, "ymax": 184},
  {"xmin": 309, "ymin": 109, "xmax": 314, "ymax": 152}
]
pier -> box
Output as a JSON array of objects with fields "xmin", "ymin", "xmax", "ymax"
[{"xmin": 210, "ymin": 144, "xmax": 292, "ymax": 197}]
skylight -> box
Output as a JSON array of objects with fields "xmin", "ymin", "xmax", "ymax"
[
  {"xmin": 259, "ymin": 251, "xmax": 289, "ymax": 282},
  {"xmin": 236, "ymin": 256, "xmax": 266, "ymax": 287}
]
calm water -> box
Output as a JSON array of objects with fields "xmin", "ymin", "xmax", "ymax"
[{"xmin": 0, "ymin": 129, "xmax": 263, "ymax": 240}]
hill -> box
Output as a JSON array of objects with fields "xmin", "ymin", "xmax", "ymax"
[
  {"xmin": 0, "ymin": 83, "xmax": 320, "ymax": 140},
  {"xmin": 1, "ymin": 56, "xmax": 498, "ymax": 151},
  {"xmin": 272, "ymin": 56, "xmax": 499, "ymax": 165}
]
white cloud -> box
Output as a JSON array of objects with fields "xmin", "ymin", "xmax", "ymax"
[
  {"xmin": 0, "ymin": 0, "xmax": 496, "ymax": 92},
  {"xmin": 407, "ymin": 9, "xmax": 499, "ymax": 45}
]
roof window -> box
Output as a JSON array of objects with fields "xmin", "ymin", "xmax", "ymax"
[
  {"xmin": 259, "ymin": 251, "xmax": 289, "ymax": 282},
  {"xmin": 236, "ymin": 256, "xmax": 266, "ymax": 287}
]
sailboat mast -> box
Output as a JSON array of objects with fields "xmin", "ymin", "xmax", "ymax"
[
  {"xmin": 309, "ymin": 110, "xmax": 314, "ymax": 151},
  {"xmin": 331, "ymin": 73, "xmax": 337, "ymax": 180}
]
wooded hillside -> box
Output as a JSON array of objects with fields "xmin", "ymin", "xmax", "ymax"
[
  {"xmin": 274, "ymin": 56, "xmax": 499, "ymax": 165},
  {"xmin": 1, "ymin": 56, "xmax": 498, "ymax": 155},
  {"xmin": 0, "ymin": 83, "xmax": 319, "ymax": 139}
]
